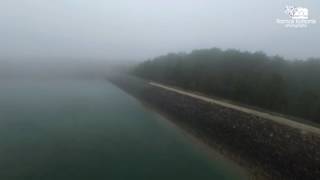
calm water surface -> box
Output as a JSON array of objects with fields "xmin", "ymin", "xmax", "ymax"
[{"xmin": 0, "ymin": 79, "xmax": 246, "ymax": 180}]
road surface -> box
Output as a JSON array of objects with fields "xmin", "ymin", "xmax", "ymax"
[{"xmin": 149, "ymin": 82, "xmax": 320, "ymax": 135}]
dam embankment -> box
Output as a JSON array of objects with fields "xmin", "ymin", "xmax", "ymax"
[{"xmin": 108, "ymin": 74, "xmax": 320, "ymax": 180}]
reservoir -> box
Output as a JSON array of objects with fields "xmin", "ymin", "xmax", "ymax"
[{"xmin": 0, "ymin": 78, "xmax": 246, "ymax": 180}]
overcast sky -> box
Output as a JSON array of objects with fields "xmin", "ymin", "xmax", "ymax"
[{"xmin": 0, "ymin": 0, "xmax": 319, "ymax": 62}]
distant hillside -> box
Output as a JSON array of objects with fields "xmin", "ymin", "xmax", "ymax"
[{"xmin": 133, "ymin": 48, "xmax": 320, "ymax": 123}]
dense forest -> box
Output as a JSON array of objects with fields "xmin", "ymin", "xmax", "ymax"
[{"xmin": 133, "ymin": 48, "xmax": 320, "ymax": 124}]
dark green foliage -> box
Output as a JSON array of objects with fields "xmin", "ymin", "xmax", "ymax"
[{"xmin": 133, "ymin": 48, "xmax": 320, "ymax": 123}]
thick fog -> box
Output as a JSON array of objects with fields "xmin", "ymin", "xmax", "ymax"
[{"xmin": 0, "ymin": 0, "xmax": 319, "ymax": 63}]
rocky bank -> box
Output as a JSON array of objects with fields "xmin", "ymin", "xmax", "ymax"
[{"xmin": 108, "ymin": 75, "xmax": 320, "ymax": 180}]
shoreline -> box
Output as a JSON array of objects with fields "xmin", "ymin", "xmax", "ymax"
[{"xmin": 110, "ymin": 79, "xmax": 255, "ymax": 179}]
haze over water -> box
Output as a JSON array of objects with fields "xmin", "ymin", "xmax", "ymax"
[{"xmin": 0, "ymin": 78, "xmax": 246, "ymax": 180}]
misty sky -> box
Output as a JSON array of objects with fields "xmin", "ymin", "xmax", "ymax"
[{"xmin": 0, "ymin": 0, "xmax": 319, "ymax": 62}]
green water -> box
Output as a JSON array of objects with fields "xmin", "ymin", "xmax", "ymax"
[{"xmin": 0, "ymin": 79, "xmax": 246, "ymax": 180}]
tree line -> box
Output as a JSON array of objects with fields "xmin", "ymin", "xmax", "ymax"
[{"xmin": 133, "ymin": 48, "xmax": 320, "ymax": 123}]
